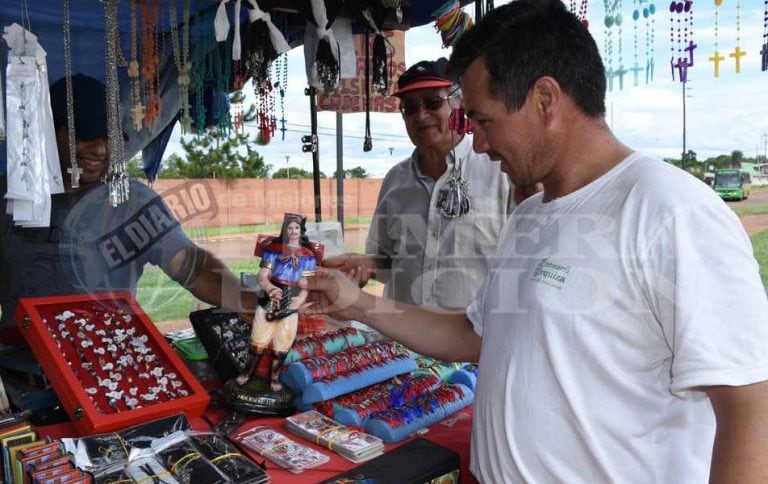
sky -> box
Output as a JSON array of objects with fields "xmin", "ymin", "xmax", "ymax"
[{"xmin": 163, "ymin": 0, "xmax": 768, "ymax": 177}]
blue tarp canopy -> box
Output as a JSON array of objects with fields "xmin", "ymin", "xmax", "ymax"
[{"xmin": 0, "ymin": 0, "xmax": 472, "ymax": 179}]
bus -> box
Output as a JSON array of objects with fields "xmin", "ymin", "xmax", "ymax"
[{"xmin": 713, "ymin": 169, "xmax": 751, "ymax": 201}]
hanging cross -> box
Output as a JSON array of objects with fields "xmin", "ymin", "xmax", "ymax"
[
  {"xmin": 614, "ymin": 65, "xmax": 628, "ymax": 90},
  {"xmin": 675, "ymin": 57, "xmax": 691, "ymax": 83},
  {"xmin": 709, "ymin": 50, "xmax": 725, "ymax": 77},
  {"xmin": 67, "ymin": 165, "xmax": 82, "ymax": 189},
  {"xmin": 629, "ymin": 63, "xmax": 644, "ymax": 87},
  {"xmin": 684, "ymin": 40, "xmax": 697, "ymax": 67},
  {"xmin": 760, "ymin": 43, "xmax": 768, "ymax": 71},
  {"xmin": 606, "ymin": 67, "xmax": 615, "ymax": 92},
  {"xmin": 645, "ymin": 59, "xmax": 654, "ymax": 84},
  {"xmin": 669, "ymin": 57, "xmax": 677, "ymax": 82},
  {"xmin": 131, "ymin": 103, "xmax": 145, "ymax": 131},
  {"xmin": 729, "ymin": 46, "xmax": 746, "ymax": 73},
  {"xmin": 279, "ymin": 116, "xmax": 287, "ymax": 141}
]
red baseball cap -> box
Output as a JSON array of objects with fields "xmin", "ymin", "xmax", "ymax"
[{"xmin": 394, "ymin": 58, "xmax": 455, "ymax": 96}]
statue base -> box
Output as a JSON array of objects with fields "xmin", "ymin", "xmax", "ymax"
[{"xmin": 222, "ymin": 378, "xmax": 296, "ymax": 416}]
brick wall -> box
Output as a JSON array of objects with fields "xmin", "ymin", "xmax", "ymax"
[{"xmin": 150, "ymin": 178, "xmax": 383, "ymax": 228}]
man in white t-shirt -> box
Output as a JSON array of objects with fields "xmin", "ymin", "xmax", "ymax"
[{"xmin": 303, "ymin": 0, "xmax": 768, "ymax": 482}]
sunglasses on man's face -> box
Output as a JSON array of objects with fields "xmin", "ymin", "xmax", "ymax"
[{"xmin": 399, "ymin": 94, "xmax": 459, "ymax": 116}]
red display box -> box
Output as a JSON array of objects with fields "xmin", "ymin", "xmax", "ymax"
[{"xmin": 14, "ymin": 292, "xmax": 210, "ymax": 435}]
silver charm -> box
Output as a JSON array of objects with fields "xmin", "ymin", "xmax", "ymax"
[{"xmin": 436, "ymin": 166, "xmax": 471, "ymax": 218}]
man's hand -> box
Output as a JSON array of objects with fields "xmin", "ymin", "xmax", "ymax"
[
  {"xmin": 322, "ymin": 253, "xmax": 375, "ymax": 288},
  {"xmin": 301, "ymin": 268, "xmax": 364, "ymax": 321}
]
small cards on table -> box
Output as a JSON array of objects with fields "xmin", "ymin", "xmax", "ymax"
[
  {"xmin": 286, "ymin": 410, "xmax": 384, "ymax": 463},
  {"xmin": 231, "ymin": 425, "xmax": 328, "ymax": 474}
]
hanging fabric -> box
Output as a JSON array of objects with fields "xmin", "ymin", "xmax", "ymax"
[{"xmin": 302, "ymin": 0, "xmax": 342, "ymax": 93}]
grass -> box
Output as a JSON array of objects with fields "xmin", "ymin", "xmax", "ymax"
[
  {"xmin": 731, "ymin": 203, "xmax": 768, "ymax": 217},
  {"xmin": 182, "ymin": 216, "xmax": 372, "ymax": 238},
  {"xmin": 751, "ymin": 230, "xmax": 768, "ymax": 288},
  {"xmin": 137, "ymin": 259, "xmax": 257, "ymax": 322},
  {"xmin": 137, "ymin": 220, "xmax": 768, "ymax": 323}
]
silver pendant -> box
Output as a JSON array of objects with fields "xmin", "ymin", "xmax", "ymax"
[{"xmin": 436, "ymin": 173, "xmax": 471, "ymax": 218}]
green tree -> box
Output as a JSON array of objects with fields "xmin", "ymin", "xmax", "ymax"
[
  {"xmin": 272, "ymin": 167, "xmax": 325, "ymax": 179},
  {"xmin": 731, "ymin": 150, "xmax": 744, "ymax": 168},
  {"xmin": 127, "ymin": 155, "xmax": 146, "ymax": 178},
  {"xmin": 158, "ymin": 129, "xmax": 271, "ymax": 179},
  {"xmin": 333, "ymin": 166, "xmax": 369, "ymax": 179}
]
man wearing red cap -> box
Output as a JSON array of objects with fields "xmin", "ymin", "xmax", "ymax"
[{"xmin": 325, "ymin": 58, "xmax": 513, "ymax": 311}]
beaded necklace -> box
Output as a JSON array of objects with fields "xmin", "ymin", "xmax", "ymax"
[
  {"xmin": 103, "ymin": 0, "xmax": 129, "ymax": 206},
  {"xmin": 669, "ymin": 0, "xmax": 695, "ymax": 83},
  {"xmin": 729, "ymin": 1, "xmax": 746, "ymax": 73},
  {"xmin": 762, "ymin": 0, "xmax": 768, "ymax": 71},
  {"xmin": 570, "ymin": 0, "xmax": 589, "ymax": 27},
  {"xmin": 141, "ymin": 0, "xmax": 161, "ymax": 129},
  {"xmin": 709, "ymin": 0, "xmax": 724, "ymax": 77},
  {"xmin": 169, "ymin": 0, "xmax": 192, "ymax": 132},
  {"xmin": 641, "ymin": 1, "xmax": 657, "ymax": 84},
  {"xmin": 604, "ymin": 0, "xmax": 624, "ymax": 91},
  {"xmin": 128, "ymin": 0, "xmax": 144, "ymax": 131},
  {"xmin": 62, "ymin": 0, "xmax": 81, "ymax": 188}
]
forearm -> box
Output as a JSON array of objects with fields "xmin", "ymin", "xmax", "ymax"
[
  {"xmin": 348, "ymin": 292, "xmax": 481, "ymax": 362},
  {"xmin": 708, "ymin": 382, "xmax": 768, "ymax": 483},
  {"xmin": 168, "ymin": 246, "xmax": 256, "ymax": 313}
]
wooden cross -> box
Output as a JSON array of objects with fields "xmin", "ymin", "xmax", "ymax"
[
  {"xmin": 729, "ymin": 46, "xmax": 746, "ymax": 73},
  {"xmin": 709, "ymin": 50, "xmax": 725, "ymax": 77},
  {"xmin": 760, "ymin": 43, "xmax": 768, "ymax": 72},
  {"xmin": 67, "ymin": 164, "xmax": 82, "ymax": 189},
  {"xmin": 629, "ymin": 63, "xmax": 644, "ymax": 87}
]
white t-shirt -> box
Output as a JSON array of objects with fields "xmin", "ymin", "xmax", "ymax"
[{"xmin": 467, "ymin": 153, "xmax": 768, "ymax": 483}]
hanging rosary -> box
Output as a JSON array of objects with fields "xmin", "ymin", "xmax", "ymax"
[
  {"xmin": 669, "ymin": 0, "xmax": 695, "ymax": 83},
  {"xmin": 709, "ymin": 0, "xmax": 724, "ymax": 77},
  {"xmin": 762, "ymin": 0, "xmax": 768, "ymax": 71},
  {"xmin": 570, "ymin": 0, "xmax": 589, "ymax": 27},
  {"xmin": 103, "ymin": 0, "xmax": 129, "ymax": 207},
  {"xmin": 62, "ymin": 0, "xmax": 81, "ymax": 188},
  {"xmin": 128, "ymin": 0, "xmax": 144, "ymax": 131},
  {"xmin": 729, "ymin": 1, "xmax": 745, "ymax": 73},
  {"xmin": 169, "ymin": 0, "xmax": 192, "ymax": 132},
  {"xmin": 643, "ymin": 1, "xmax": 657, "ymax": 84},
  {"xmin": 603, "ymin": 0, "xmax": 625, "ymax": 91},
  {"xmin": 141, "ymin": 0, "xmax": 161, "ymax": 129},
  {"xmin": 275, "ymin": 54, "xmax": 288, "ymax": 141},
  {"xmin": 435, "ymin": 154, "xmax": 470, "ymax": 219},
  {"xmin": 630, "ymin": 0, "xmax": 644, "ymax": 86}
]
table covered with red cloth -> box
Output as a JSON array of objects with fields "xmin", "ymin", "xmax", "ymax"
[{"xmin": 37, "ymin": 406, "xmax": 478, "ymax": 483}]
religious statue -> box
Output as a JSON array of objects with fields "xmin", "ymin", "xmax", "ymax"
[{"xmin": 223, "ymin": 213, "xmax": 318, "ymax": 414}]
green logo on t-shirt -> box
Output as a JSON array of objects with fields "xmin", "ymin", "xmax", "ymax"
[{"xmin": 531, "ymin": 258, "xmax": 571, "ymax": 289}]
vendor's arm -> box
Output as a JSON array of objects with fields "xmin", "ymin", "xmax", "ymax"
[
  {"xmin": 322, "ymin": 253, "xmax": 390, "ymax": 287},
  {"xmin": 304, "ymin": 268, "xmax": 480, "ymax": 362},
  {"xmin": 706, "ymin": 381, "xmax": 768, "ymax": 483},
  {"xmin": 167, "ymin": 245, "xmax": 258, "ymax": 315}
]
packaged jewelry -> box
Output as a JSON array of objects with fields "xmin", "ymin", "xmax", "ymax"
[
  {"xmin": 231, "ymin": 425, "xmax": 329, "ymax": 474},
  {"xmin": 151, "ymin": 431, "xmax": 229, "ymax": 484},
  {"xmin": 188, "ymin": 431, "xmax": 268, "ymax": 484}
]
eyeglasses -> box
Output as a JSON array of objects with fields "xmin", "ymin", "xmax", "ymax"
[{"xmin": 399, "ymin": 94, "xmax": 456, "ymax": 116}]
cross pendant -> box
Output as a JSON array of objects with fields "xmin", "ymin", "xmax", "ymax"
[
  {"xmin": 760, "ymin": 43, "xmax": 768, "ymax": 72},
  {"xmin": 68, "ymin": 165, "xmax": 82, "ymax": 189}
]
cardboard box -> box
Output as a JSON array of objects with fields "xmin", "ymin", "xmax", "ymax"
[{"xmin": 14, "ymin": 292, "xmax": 210, "ymax": 435}]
